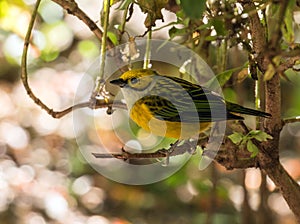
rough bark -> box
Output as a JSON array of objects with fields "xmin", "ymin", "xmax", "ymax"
[{"xmin": 242, "ymin": 0, "xmax": 300, "ymax": 221}]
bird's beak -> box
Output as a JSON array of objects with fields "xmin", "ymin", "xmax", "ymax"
[{"xmin": 110, "ymin": 78, "xmax": 126, "ymax": 88}]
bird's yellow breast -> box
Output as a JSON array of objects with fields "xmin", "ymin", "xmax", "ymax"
[{"xmin": 129, "ymin": 102, "xmax": 210, "ymax": 139}]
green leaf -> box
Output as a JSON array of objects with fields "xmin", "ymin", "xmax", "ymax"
[
  {"xmin": 215, "ymin": 70, "xmax": 234, "ymax": 86},
  {"xmin": 206, "ymin": 63, "xmax": 248, "ymax": 89},
  {"xmin": 222, "ymin": 88, "xmax": 237, "ymax": 103},
  {"xmin": 281, "ymin": 0, "xmax": 295, "ymax": 44},
  {"xmin": 107, "ymin": 31, "xmax": 119, "ymax": 46},
  {"xmin": 206, "ymin": 68, "xmax": 237, "ymax": 88},
  {"xmin": 266, "ymin": 4, "xmax": 280, "ymax": 40},
  {"xmin": 153, "ymin": 21, "xmax": 178, "ymax": 32},
  {"xmin": 249, "ymin": 130, "xmax": 273, "ymax": 142},
  {"xmin": 117, "ymin": 0, "xmax": 132, "ymax": 9},
  {"xmin": 181, "ymin": 0, "xmax": 206, "ymax": 19},
  {"xmin": 204, "ymin": 35, "xmax": 217, "ymax": 41},
  {"xmin": 168, "ymin": 26, "xmax": 187, "ymax": 39},
  {"xmin": 196, "ymin": 23, "xmax": 211, "ymax": 31},
  {"xmin": 264, "ymin": 63, "xmax": 276, "ymax": 81},
  {"xmin": 272, "ymin": 55, "xmax": 282, "ymax": 66},
  {"xmin": 247, "ymin": 140, "xmax": 259, "ymax": 158},
  {"xmin": 228, "ymin": 132, "xmax": 244, "ymax": 144},
  {"xmin": 212, "ymin": 18, "xmax": 226, "ymax": 36},
  {"xmin": 247, "ymin": 130, "xmax": 261, "ymax": 137}
]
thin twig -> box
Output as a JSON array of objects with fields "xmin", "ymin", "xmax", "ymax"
[
  {"xmin": 118, "ymin": 2, "xmax": 131, "ymax": 43},
  {"xmin": 60, "ymin": 99, "xmax": 127, "ymax": 118},
  {"xmin": 94, "ymin": 0, "xmax": 111, "ymax": 94},
  {"xmin": 92, "ymin": 151, "xmax": 172, "ymax": 159},
  {"xmin": 91, "ymin": 124, "xmax": 265, "ymax": 170},
  {"xmin": 22, "ymin": 0, "xmax": 124, "ymax": 119},
  {"xmin": 280, "ymin": 49, "xmax": 300, "ymax": 58},
  {"xmin": 269, "ymin": 0, "xmax": 290, "ymax": 50},
  {"xmin": 277, "ymin": 56, "xmax": 300, "ymax": 73},
  {"xmin": 143, "ymin": 29, "xmax": 152, "ymax": 69},
  {"xmin": 283, "ymin": 117, "xmax": 300, "ymax": 125},
  {"xmin": 92, "ymin": 140, "xmax": 196, "ymax": 160},
  {"xmin": 21, "ymin": 0, "xmax": 58, "ymax": 116},
  {"xmin": 51, "ymin": 0, "xmax": 114, "ymax": 49}
]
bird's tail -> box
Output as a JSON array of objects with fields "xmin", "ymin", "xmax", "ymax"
[{"xmin": 227, "ymin": 102, "xmax": 271, "ymax": 118}]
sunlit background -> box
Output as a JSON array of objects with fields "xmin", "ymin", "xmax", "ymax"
[{"xmin": 1, "ymin": 0, "xmax": 300, "ymax": 223}]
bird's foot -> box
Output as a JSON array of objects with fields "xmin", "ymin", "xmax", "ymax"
[{"xmin": 157, "ymin": 140, "xmax": 180, "ymax": 166}]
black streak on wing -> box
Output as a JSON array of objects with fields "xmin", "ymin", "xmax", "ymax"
[{"xmin": 135, "ymin": 76, "xmax": 238, "ymax": 123}]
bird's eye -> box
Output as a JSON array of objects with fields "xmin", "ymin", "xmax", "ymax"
[{"xmin": 130, "ymin": 77, "xmax": 139, "ymax": 84}]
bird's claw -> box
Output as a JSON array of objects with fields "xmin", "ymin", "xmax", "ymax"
[
  {"xmin": 157, "ymin": 148, "xmax": 173, "ymax": 166},
  {"xmin": 121, "ymin": 147, "xmax": 130, "ymax": 161}
]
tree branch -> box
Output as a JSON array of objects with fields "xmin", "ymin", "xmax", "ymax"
[
  {"xmin": 283, "ymin": 116, "xmax": 300, "ymax": 125},
  {"xmin": 21, "ymin": 0, "xmax": 126, "ymax": 118},
  {"xmin": 93, "ymin": 129, "xmax": 260, "ymax": 170},
  {"xmin": 277, "ymin": 56, "xmax": 300, "ymax": 73},
  {"xmin": 268, "ymin": 0, "xmax": 289, "ymax": 50},
  {"xmin": 242, "ymin": 0, "xmax": 300, "ymax": 221},
  {"xmin": 54, "ymin": 100, "xmax": 127, "ymax": 118},
  {"xmin": 51, "ymin": 0, "xmax": 114, "ymax": 49},
  {"xmin": 20, "ymin": 0, "xmax": 56, "ymax": 116},
  {"xmin": 92, "ymin": 140, "xmax": 196, "ymax": 160}
]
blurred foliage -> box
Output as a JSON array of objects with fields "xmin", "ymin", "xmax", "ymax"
[{"xmin": 0, "ymin": 0, "xmax": 300, "ymax": 224}]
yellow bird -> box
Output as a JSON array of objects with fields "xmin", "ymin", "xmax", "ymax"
[{"xmin": 110, "ymin": 69, "xmax": 271, "ymax": 139}]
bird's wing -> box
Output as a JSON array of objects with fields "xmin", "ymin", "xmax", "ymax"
[{"xmin": 136, "ymin": 76, "xmax": 239, "ymax": 122}]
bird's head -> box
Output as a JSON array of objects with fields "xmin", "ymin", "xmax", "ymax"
[
  {"xmin": 110, "ymin": 69, "xmax": 159, "ymax": 108},
  {"xmin": 110, "ymin": 69, "xmax": 158, "ymax": 91}
]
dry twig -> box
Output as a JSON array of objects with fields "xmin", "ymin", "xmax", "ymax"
[{"xmin": 51, "ymin": 0, "xmax": 114, "ymax": 49}]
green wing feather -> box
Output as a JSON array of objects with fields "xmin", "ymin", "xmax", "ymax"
[{"xmin": 136, "ymin": 75, "xmax": 270, "ymax": 122}]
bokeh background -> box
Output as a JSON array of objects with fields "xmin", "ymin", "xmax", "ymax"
[{"xmin": 1, "ymin": 0, "xmax": 300, "ymax": 223}]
